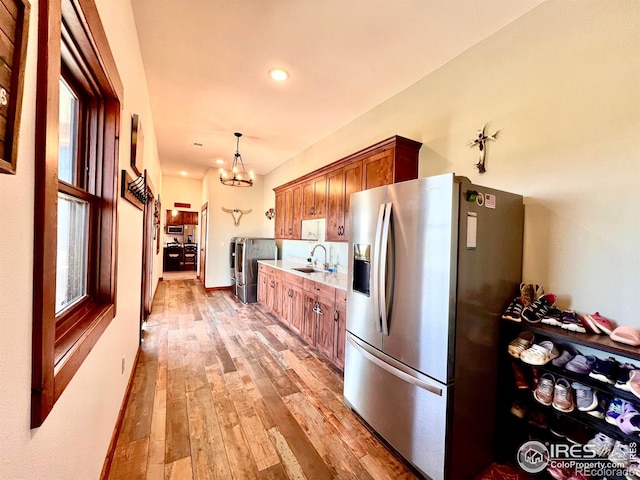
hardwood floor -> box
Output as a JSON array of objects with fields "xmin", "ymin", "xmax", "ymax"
[{"xmin": 107, "ymin": 279, "xmax": 420, "ymax": 480}]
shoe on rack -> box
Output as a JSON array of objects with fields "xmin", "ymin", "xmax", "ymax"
[
  {"xmin": 520, "ymin": 283, "xmax": 545, "ymax": 307},
  {"xmin": 552, "ymin": 377, "xmax": 575, "ymax": 413},
  {"xmin": 549, "ymin": 415, "xmax": 571, "ymax": 438},
  {"xmin": 522, "ymin": 293, "xmax": 558, "ymax": 323},
  {"xmin": 566, "ymin": 422, "xmax": 593, "ymax": 445},
  {"xmin": 586, "ymin": 393, "xmax": 610, "ymax": 419},
  {"xmin": 527, "ymin": 410, "xmax": 549, "ymax": 429},
  {"xmin": 589, "ymin": 357, "xmax": 620, "ymax": 384},
  {"xmin": 605, "ymin": 397, "xmax": 628, "ymax": 425},
  {"xmin": 572, "ymin": 382, "xmax": 598, "ymax": 412},
  {"xmin": 552, "ymin": 348, "xmax": 576, "ymax": 368},
  {"xmin": 585, "ymin": 432, "xmax": 616, "ymax": 457},
  {"xmin": 511, "ymin": 360, "xmax": 530, "ymax": 389},
  {"xmin": 520, "ymin": 341, "xmax": 560, "ymax": 366},
  {"xmin": 541, "ymin": 307, "xmax": 564, "ymax": 327},
  {"xmin": 582, "ymin": 311, "xmax": 614, "ymax": 335},
  {"xmin": 502, "ymin": 297, "xmax": 525, "ymax": 322},
  {"xmin": 617, "ymin": 401, "xmax": 640, "ymax": 435},
  {"xmin": 510, "ymin": 399, "xmax": 527, "ymax": 419},
  {"xmin": 628, "ymin": 370, "xmax": 640, "ymax": 399},
  {"xmin": 615, "ymin": 363, "xmax": 638, "ymax": 392},
  {"xmin": 508, "ymin": 331, "xmax": 535, "ymax": 358},
  {"xmin": 609, "ymin": 441, "xmax": 634, "ymax": 467},
  {"xmin": 534, "ymin": 373, "xmax": 556, "ymax": 406},
  {"xmin": 560, "ymin": 310, "xmax": 586, "ymax": 333},
  {"xmin": 611, "ymin": 326, "xmax": 640, "ymax": 346},
  {"xmin": 565, "ymin": 354, "xmax": 597, "ymax": 375}
]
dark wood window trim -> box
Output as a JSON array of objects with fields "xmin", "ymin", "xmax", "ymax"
[{"xmin": 32, "ymin": 0, "xmax": 123, "ymax": 428}]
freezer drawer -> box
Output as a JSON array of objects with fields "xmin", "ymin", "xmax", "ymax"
[
  {"xmin": 343, "ymin": 334, "xmax": 449, "ymax": 480},
  {"xmin": 236, "ymin": 282, "xmax": 258, "ymax": 304}
]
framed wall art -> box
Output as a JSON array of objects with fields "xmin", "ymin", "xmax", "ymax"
[
  {"xmin": 130, "ymin": 113, "xmax": 144, "ymax": 176},
  {"xmin": 0, "ymin": 0, "xmax": 30, "ymax": 174}
]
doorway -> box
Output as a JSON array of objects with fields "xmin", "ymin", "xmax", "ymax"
[{"xmin": 200, "ymin": 203, "xmax": 208, "ymax": 285}]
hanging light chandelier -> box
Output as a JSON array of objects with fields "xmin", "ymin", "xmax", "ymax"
[{"xmin": 219, "ymin": 132, "xmax": 254, "ymax": 187}]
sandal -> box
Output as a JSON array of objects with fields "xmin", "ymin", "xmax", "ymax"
[
  {"xmin": 520, "ymin": 340, "xmax": 560, "ymax": 366},
  {"xmin": 508, "ymin": 331, "xmax": 535, "ymax": 358}
]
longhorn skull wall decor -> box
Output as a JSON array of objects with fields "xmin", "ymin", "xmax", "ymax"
[{"xmin": 222, "ymin": 207, "xmax": 252, "ymax": 226}]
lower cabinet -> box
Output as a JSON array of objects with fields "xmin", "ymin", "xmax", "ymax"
[{"xmin": 258, "ymin": 263, "xmax": 347, "ymax": 370}]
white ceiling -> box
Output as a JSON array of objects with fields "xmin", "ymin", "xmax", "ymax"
[{"xmin": 130, "ymin": 0, "xmax": 544, "ymax": 179}]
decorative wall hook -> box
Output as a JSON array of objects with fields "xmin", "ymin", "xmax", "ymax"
[
  {"xmin": 468, "ymin": 123, "xmax": 499, "ymax": 174},
  {"xmin": 265, "ymin": 208, "xmax": 275, "ymax": 220},
  {"xmin": 121, "ymin": 170, "xmax": 152, "ymax": 210},
  {"xmin": 222, "ymin": 207, "xmax": 252, "ymax": 226}
]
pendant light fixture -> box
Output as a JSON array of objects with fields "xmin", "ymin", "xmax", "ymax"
[{"xmin": 219, "ymin": 132, "xmax": 254, "ymax": 187}]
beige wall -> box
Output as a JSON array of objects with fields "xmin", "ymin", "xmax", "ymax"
[
  {"xmin": 265, "ymin": 1, "xmax": 640, "ymax": 325},
  {"xmin": 0, "ymin": 0, "xmax": 163, "ymax": 478},
  {"xmin": 203, "ymin": 171, "xmax": 272, "ymax": 288}
]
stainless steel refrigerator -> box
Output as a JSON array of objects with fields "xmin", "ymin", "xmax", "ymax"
[
  {"xmin": 345, "ymin": 173, "xmax": 523, "ymax": 480},
  {"xmin": 235, "ymin": 238, "xmax": 276, "ymax": 304}
]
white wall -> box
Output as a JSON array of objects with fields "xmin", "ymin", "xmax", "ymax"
[
  {"xmin": 265, "ymin": 1, "xmax": 640, "ymax": 326},
  {"xmin": 203, "ymin": 171, "xmax": 272, "ymax": 287},
  {"xmin": 0, "ymin": 0, "xmax": 163, "ymax": 478}
]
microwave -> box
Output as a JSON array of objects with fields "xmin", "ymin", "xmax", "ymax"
[{"xmin": 167, "ymin": 225, "xmax": 183, "ymax": 234}]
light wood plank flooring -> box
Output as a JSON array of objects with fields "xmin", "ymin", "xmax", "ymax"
[{"xmin": 107, "ymin": 279, "xmax": 420, "ymax": 480}]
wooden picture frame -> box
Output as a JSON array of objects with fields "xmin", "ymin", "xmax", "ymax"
[
  {"xmin": 0, "ymin": 0, "xmax": 30, "ymax": 174},
  {"xmin": 130, "ymin": 113, "xmax": 144, "ymax": 176}
]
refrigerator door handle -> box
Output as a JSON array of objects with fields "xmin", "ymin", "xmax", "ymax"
[
  {"xmin": 379, "ymin": 202, "xmax": 392, "ymax": 336},
  {"xmin": 347, "ymin": 334, "xmax": 443, "ymax": 396},
  {"xmin": 372, "ymin": 203, "xmax": 386, "ymax": 333}
]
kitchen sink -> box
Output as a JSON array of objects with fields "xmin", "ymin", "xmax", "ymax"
[{"xmin": 292, "ymin": 267, "xmax": 319, "ymax": 273}]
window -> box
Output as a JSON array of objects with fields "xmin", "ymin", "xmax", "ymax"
[{"xmin": 32, "ymin": 0, "xmax": 123, "ymax": 427}]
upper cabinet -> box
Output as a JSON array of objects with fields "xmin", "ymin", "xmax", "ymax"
[
  {"xmin": 302, "ymin": 174, "xmax": 327, "ymax": 219},
  {"xmin": 274, "ymin": 135, "xmax": 421, "ymax": 241},
  {"xmin": 165, "ymin": 210, "xmax": 199, "ymax": 226}
]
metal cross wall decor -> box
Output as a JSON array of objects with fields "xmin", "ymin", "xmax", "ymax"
[
  {"xmin": 222, "ymin": 207, "xmax": 252, "ymax": 226},
  {"xmin": 468, "ymin": 124, "xmax": 499, "ymax": 174}
]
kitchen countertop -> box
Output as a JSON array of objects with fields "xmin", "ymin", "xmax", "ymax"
[{"xmin": 258, "ymin": 259, "xmax": 348, "ymax": 292}]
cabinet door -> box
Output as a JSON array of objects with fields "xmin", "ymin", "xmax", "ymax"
[
  {"xmin": 312, "ymin": 175, "xmax": 327, "ymax": 218},
  {"xmin": 291, "ymin": 185, "xmax": 302, "ymax": 239},
  {"xmin": 302, "ymin": 293, "xmax": 317, "ymax": 345},
  {"xmin": 280, "ymin": 282, "xmax": 292, "ymax": 326},
  {"xmin": 258, "ymin": 271, "xmax": 267, "ymax": 305},
  {"xmin": 302, "ymin": 181, "xmax": 315, "ymax": 219},
  {"xmin": 315, "ymin": 295, "xmax": 335, "ymax": 361},
  {"xmin": 289, "ymin": 284, "xmax": 304, "ymax": 335},
  {"xmin": 272, "ymin": 275, "xmax": 282, "ymax": 317},
  {"xmin": 274, "ymin": 192, "xmax": 286, "ymax": 239},
  {"xmin": 363, "ymin": 150, "xmax": 393, "ymax": 190},
  {"xmin": 342, "ymin": 160, "xmax": 362, "ymax": 241},
  {"xmin": 284, "ymin": 188, "xmax": 294, "ymax": 238},
  {"xmin": 334, "ymin": 303, "xmax": 347, "ymax": 369},
  {"xmin": 326, "ymin": 167, "xmax": 344, "ymax": 242}
]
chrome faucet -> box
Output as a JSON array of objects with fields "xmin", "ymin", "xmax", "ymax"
[{"xmin": 310, "ymin": 244, "xmax": 328, "ymax": 271}]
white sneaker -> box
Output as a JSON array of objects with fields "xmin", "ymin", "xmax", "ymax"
[
  {"xmin": 609, "ymin": 441, "xmax": 632, "ymax": 467},
  {"xmin": 585, "ymin": 432, "xmax": 616, "ymax": 457}
]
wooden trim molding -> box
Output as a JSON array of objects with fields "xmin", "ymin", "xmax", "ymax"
[
  {"xmin": 99, "ymin": 346, "xmax": 141, "ymax": 480},
  {"xmin": 205, "ymin": 286, "xmax": 232, "ymax": 292},
  {"xmin": 32, "ymin": 0, "xmax": 122, "ymax": 427}
]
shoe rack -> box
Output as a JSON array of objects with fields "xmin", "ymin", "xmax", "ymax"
[{"xmin": 496, "ymin": 320, "xmax": 640, "ymax": 476}]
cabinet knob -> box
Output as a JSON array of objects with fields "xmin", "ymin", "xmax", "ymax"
[{"xmin": 334, "ymin": 310, "xmax": 339, "ymax": 321}]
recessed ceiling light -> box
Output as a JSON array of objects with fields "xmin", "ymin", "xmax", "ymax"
[
  {"xmin": 215, "ymin": 159, "xmax": 224, "ymax": 165},
  {"xmin": 180, "ymin": 171, "xmax": 187, "ymax": 176},
  {"xmin": 269, "ymin": 68, "xmax": 289, "ymax": 81}
]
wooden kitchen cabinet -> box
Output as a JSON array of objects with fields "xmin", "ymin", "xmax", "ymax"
[
  {"xmin": 334, "ymin": 289, "xmax": 348, "ymax": 369},
  {"xmin": 326, "ymin": 161, "xmax": 362, "ymax": 242},
  {"xmin": 280, "ymin": 272, "xmax": 304, "ymax": 335},
  {"xmin": 259, "ymin": 265, "xmax": 281, "ymax": 316},
  {"xmin": 273, "ymin": 135, "xmax": 421, "ymax": 242},
  {"xmin": 301, "ymin": 174, "xmax": 326, "ymax": 220},
  {"xmin": 275, "ymin": 185, "xmax": 302, "ymax": 240},
  {"xmin": 165, "ymin": 209, "xmax": 198, "ymax": 226},
  {"xmin": 314, "ymin": 293, "xmax": 336, "ymax": 361}
]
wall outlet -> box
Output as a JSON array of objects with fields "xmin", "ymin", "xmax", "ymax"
[{"xmin": 121, "ymin": 356, "xmax": 125, "ymax": 375}]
